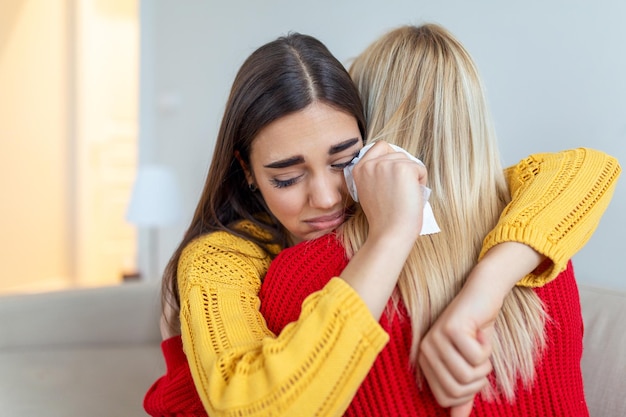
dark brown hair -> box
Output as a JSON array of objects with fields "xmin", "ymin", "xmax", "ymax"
[{"xmin": 162, "ymin": 33, "xmax": 366, "ymax": 310}]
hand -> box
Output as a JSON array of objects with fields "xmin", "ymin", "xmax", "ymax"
[
  {"xmin": 418, "ymin": 242, "xmax": 544, "ymax": 414},
  {"xmin": 451, "ymin": 402, "xmax": 475, "ymax": 417},
  {"xmin": 339, "ymin": 141, "xmax": 429, "ymax": 319},
  {"xmin": 351, "ymin": 141, "xmax": 428, "ymax": 242},
  {"xmin": 418, "ymin": 284, "xmax": 496, "ymax": 413}
]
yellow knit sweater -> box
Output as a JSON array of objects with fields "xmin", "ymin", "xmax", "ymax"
[
  {"xmin": 178, "ymin": 148, "xmax": 620, "ymax": 417},
  {"xmin": 482, "ymin": 148, "xmax": 621, "ymax": 285}
]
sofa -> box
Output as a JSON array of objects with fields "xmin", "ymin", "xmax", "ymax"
[
  {"xmin": 0, "ymin": 280, "xmax": 624, "ymax": 417},
  {"xmin": 0, "ymin": 281, "xmax": 164, "ymax": 417}
]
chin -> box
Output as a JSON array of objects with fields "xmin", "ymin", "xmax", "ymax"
[{"xmin": 308, "ymin": 229, "xmax": 336, "ymax": 242}]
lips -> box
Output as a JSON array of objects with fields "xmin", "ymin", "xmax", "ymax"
[{"xmin": 304, "ymin": 211, "xmax": 345, "ymax": 232}]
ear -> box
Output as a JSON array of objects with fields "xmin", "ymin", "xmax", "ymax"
[{"xmin": 234, "ymin": 150, "xmax": 254, "ymax": 186}]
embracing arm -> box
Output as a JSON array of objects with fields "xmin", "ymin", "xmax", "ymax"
[
  {"xmin": 483, "ymin": 147, "xmax": 621, "ymax": 286},
  {"xmin": 420, "ymin": 148, "xmax": 620, "ymax": 415},
  {"xmin": 144, "ymin": 336, "xmax": 208, "ymax": 417},
  {"xmin": 148, "ymin": 142, "xmax": 426, "ymax": 417},
  {"xmin": 179, "ymin": 232, "xmax": 388, "ymax": 417}
]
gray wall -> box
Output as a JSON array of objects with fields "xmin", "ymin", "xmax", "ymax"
[{"xmin": 139, "ymin": 0, "xmax": 626, "ymax": 290}]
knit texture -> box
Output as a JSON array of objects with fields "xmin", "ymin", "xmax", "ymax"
[
  {"xmin": 261, "ymin": 233, "xmax": 589, "ymax": 416},
  {"xmin": 483, "ymin": 148, "xmax": 620, "ymax": 286},
  {"xmin": 144, "ymin": 336, "xmax": 208, "ymax": 417},
  {"xmin": 174, "ymin": 223, "xmax": 388, "ymax": 417},
  {"xmin": 144, "ymin": 148, "xmax": 618, "ymax": 416}
]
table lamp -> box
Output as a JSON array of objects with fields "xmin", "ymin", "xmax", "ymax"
[{"xmin": 126, "ymin": 164, "xmax": 182, "ymax": 280}]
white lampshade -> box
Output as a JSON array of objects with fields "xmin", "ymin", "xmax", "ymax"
[{"xmin": 126, "ymin": 165, "xmax": 182, "ymax": 227}]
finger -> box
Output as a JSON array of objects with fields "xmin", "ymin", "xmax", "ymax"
[
  {"xmin": 450, "ymin": 400, "xmax": 474, "ymax": 417},
  {"xmin": 420, "ymin": 349, "xmax": 490, "ymax": 406},
  {"xmin": 477, "ymin": 325, "xmax": 495, "ymax": 346},
  {"xmin": 426, "ymin": 368, "xmax": 488, "ymax": 406},
  {"xmin": 358, "ymin": 140, "xmax": 394, "ymax": 161},
  {"xmin": 417, "ymin": 165, "xmax": 428, "ymax": 186},
  {"xmin": 359, "ymin": 140, "xmax": 425, "ymax": 165},
  {"xmin": 426, "ymin": 333, "xmax": 492, "ymax": 387},
  {"xmin": 420, "ymin": 324, "xmax": 492, "ymax": 407},
  {"xmin": 449, "ymin": 329, "xmax": 492, "ymax": 368},
  {"xmin": 441, "ymin": 348, "xmax": 493, "ymax": 391}
]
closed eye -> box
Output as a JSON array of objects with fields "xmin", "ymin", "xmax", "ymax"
[
  {"xmin": 331, "ymin": 160, "xmax": 354, "ymax": 170},
  {"xmin": 270, "ymin": 175, "xmax": 303, "ymax": 189},
  {"xmin": 331, "ymin": 151, "xmax": 360, "ymax": 170}
]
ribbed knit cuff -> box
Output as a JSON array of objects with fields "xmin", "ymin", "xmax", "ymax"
[
  {"xmin": 493, "ymin": 148, "xmax": 621, "ymax": 288},
  {"xmin": 480, "ymin": 224, "xmax": 564, "ymax": 287},
  {"xmin": 323, "ymin": 277, "xmax": 390, "ymax": 351}
]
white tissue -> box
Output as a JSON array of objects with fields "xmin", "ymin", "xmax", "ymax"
[{"xmin": 343, "ymin": 143, "xmax": 441, "ymax": 235}]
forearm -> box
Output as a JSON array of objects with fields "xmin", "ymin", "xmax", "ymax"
[
  {"xmin": 340, "ymin": 232, "xmax": 415, "ymax": 319},
  {"xmin": 341, "ymin": 140, "xmax": 426, "ymax": 317},
  {"xmin": 144, "ymin": 336, "xmax": 206, "ymax": 417},
  {"xmin": 467, "ymin": 242, "xmax": 544, "ymax": 303},
  {"xmin": 181, "ymin": 279, "xmax": 388, "ymax": 417},
  {"xmin": 418, "ymin": 242, "xmax": 544, "ymax": 410},
  {"xmin": 486, "ymin": 148, "xmax": 620, "ymax": 286}
]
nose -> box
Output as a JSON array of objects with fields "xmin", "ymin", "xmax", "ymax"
[{"xmin": 308, "ymin": 171, "xmax": 344, "ymax": 209}]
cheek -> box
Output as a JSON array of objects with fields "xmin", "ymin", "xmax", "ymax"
[
  {"xmin": 338, "ymin": 177, "xmax": 350, "ymax": 197},
  {"xmin": 261, "ymin": 188, "xmax": 304, "ymax": 224},
  {"xmin": 331, "ymin": 173, "xmax": 351, "ymax": 203}
]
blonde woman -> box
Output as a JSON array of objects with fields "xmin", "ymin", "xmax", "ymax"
[{"xmin": 258, "ymin": 24, "xmax": 620, "ymax": 416}]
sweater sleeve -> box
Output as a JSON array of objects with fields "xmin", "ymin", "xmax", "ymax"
[
  {"xmin": 481, "ymin": 148, "xmax": 621, "ymax": 287},
  {"xmin": 178, "ymin": 230, "xmax": 389, "ymax": 417},
  {"xmin": 143, "ymin": 336, "xmax": 208, "ymax": 417}
]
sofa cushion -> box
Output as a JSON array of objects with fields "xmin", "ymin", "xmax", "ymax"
[
  {"xmin": 0, "ymin": 281, "xmax": 165, "ymax": 416},
  {"xmin": 0, "ymin": 344, "xmax": 164, "ymax": 417},
  {"xmin": 1, "ymin": 281, "xmax": 624, "ymax": 416},
  {"xmin": 0, "ymin": 281, "xmax": 161, "ymax": 349},
  {"xmin": 579, "ymin": 284, "xmax": 626, "ymax": 417}
]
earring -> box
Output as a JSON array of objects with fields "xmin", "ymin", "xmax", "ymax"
[{"xmin": 249, "ymin": 183, "xmax": 258, "ymax": 192}]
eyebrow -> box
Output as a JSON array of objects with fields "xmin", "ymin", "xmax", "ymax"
[
  {"xmin": 263, "ymin": 137, "xmax": 361, "ymax": 169},
  {"xmin": 329, "ymin": 137, "xmax": 360, "ymax": 155}
]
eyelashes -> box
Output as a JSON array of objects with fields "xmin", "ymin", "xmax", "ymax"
[
  {"xmin": 270, "ymin": 176, "xmax": 302, "ymax": 189},
  {"xmin": 270, "ymin": 151, "xmax": 360, "ymax": 189},
  {"xmin": 330, "ymin": 159, "xmax": 356, "ymax": 170},
  {"xmin": 331, "ymin": 151, "xmax": 359, "ymax": 170}
]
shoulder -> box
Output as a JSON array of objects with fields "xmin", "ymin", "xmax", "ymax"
[
  {"xmin": 268, "ymin": 233, "xmax": 347, "ymax": 281},
  {"xmin": 505, "ymin": 148, "xmax": 620, "ymax": 179},
  {"xmin": 179, "ymin": 222, "xmax": 274, "ymax": 289},
  {"xmin": 276, "ymin": 233, "xmax": 345, "ymax": 263},
  {"xmin": 183, "ymin": 229, "xmax": 260, "ymax": 258},
  {"xmin": 182, "ymin": 220, "xmax": 277, "ymax": 257}
]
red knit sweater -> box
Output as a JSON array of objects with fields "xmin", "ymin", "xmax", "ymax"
[
  {"xmin": 144, "ymin": 233, "xmax": 589, "ymax": 416},
  {"xmin": 144, "ymin": 335, "xmax": 207, "ymax": 417},
  {"xmin": 259, "ymin": 233, "xmax": 589, "ymax": 417}
]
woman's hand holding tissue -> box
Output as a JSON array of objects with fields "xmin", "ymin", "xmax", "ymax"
[
  {"xmin": 345, "ymin": 141, "xmax": 440, "ymax": 236},
  {"xmin": 349, "ymin": 141, "xmax": 428, "ymax": 243}
]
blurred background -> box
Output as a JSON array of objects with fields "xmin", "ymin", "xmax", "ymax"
[
  {"xmin": 1, "ymin": 0, "xmax": 139, "ymax": 292},
  {"xmin": 1, "ymin": 0, "xmax": 624, "ymax": 294}
]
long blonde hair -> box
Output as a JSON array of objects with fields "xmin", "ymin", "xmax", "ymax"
[{"xmin": 343, "ymin": 24, "xmax": 546, "ymax": 401}]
